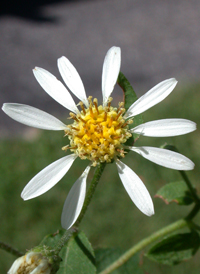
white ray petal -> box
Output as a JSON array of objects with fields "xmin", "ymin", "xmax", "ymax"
[
  {"xmin": 2, "ymin": 103, "xmax": 67, "ymax": 130},
  {"xmin": 21, "ymin": 154, "xmax": 77, "ymax": 200},
  {"xmin": 33, "ymin": 67, "xmax": 79, "ymax": 113},
  {"xmin": 26, "ymin": 252, "xmax": 36, "ymax": 263},
  {"xmin": 102, "ymin": 46, "xmax": 121, "ymax": 106},
  {"xmin": 131, "ymin": 119, "xmax": 196, "ymax": 137},
  {"xmin": 116, "ymin": 159, "xmax": 154, "ymax": 216},
  {"xmin": 125, "ymin": 78, "xmax": 178, "ymax": 119},
  {"xmin": 61, "ymin": 165, "xmax": 91, "ymax": 230},
  {"xmin": 129, "ymin": 146, "xmax": 194, "ymax": 170},
  {"xmin": 57, "ymin": 57, "xmax": 89, "ymax": 107},
  {"xmin": 8, "ymin": 256, "xmax": 24, "ymax": 274}
]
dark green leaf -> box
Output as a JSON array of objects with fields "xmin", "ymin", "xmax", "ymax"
[
  {"xmin": 117, "ymin": 72, "xmax": 138, "ymax": 112},
  {"xmin": 146, "ymin": 231, "xmax": 200, "ymax": 265},
  {"xmin": 155, "ymin": 181, "xmax": 194, "ymax": 205},
  {"xmin": 95, "ymin": 248, "xmax": 143, "ymax": 274},
  {"xmin": 57, "ymin": 231, "xmax": 96, "ymax": 274},
  {"xmin": 161, "ymin": 144, "xmax": 178, "ymax": 152},
  {"xmin": 117, "ymin": 72, "xmax": 143, "ymax": 145}
]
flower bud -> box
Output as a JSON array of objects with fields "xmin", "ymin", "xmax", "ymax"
[{"xmin": 8, "ymin": 251, "xmax": 51, "ymax": 274}]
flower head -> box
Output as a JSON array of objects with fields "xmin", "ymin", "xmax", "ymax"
[
  {"xmin": 8, "ymin": 251, "xmax": 51, "ymax": 274},
  {"xmin": 2, "ymin": 47, "xmax": 196, "ymax": 229},
  {"xmin": 64, "ymin": 97, "xmax": 132, "ymax": 166}
]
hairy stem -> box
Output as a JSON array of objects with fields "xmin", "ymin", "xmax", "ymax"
[
  {"xmin": 76, "ymin": 162, "xmax": 106, "ymax": 226},
  {"xmin": 54, "ymin": 228, "xmax": 76, "ymax": 256},
  {"xmin": 54, "ymin": 163, "xmax": 106, "ymax": 254}
]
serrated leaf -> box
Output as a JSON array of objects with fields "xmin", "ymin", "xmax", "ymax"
[
  {"xmin": 155, "ymin": 181, "xmax": 194, "ymax": 205},
  {"xmin": 146, "ymin": 231, "xmax": 200, "ymax": 265},
  {"xmin": 117, "ymin": 72, "xmax": 143, "ymax": 145},
  {"xmin": 57, "ymin": 231, "xmax": 96, "ymax": 274},
  {"xmin": 95, "ymin": 248, "xmax": 143, "ymax": 274}
]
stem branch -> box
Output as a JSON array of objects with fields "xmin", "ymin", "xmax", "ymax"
[
  {"xmin": 100, "ymin": 196, "xmax": 200, "ymax": 274},
  {"xmin": 0, "ymin": 242, "xmax": 23, "ymax": 257},
  {"xmin": 99, "ymin": 219, "xmax": 188, "ymax": 274},
  {"xmin": 179, "ymin": 170, "xmax": 200, "ymax": 203}
]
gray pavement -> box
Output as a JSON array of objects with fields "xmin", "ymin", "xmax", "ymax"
[{"xmin": 1, "ymin": 0, "xmax": 200, "ymax": 136}]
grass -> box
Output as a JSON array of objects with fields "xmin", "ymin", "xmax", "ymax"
[{"xmin": 0, "ymin": 82, "xmax": 200, "ymax": 273}]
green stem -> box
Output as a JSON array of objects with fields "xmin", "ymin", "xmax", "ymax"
[
  {"xmin": 179, "ymin": 170, "xmax": 200, "ymax": 203},
  {"xmin": 54, "ymin": 228, "xmax": 76, "ymax": 256},
  {"xmin": 54, "ymin": 162, "xmax": 106, "ymax": 255},
  {"xmin": 76, "ymin": 162, "xmax": 106, "ymax": 226},
  {"xmin": 163, "ymin": 145, "xmax": 199, "ymax": 203},
  {"xmin": 100, "ymin": 198, "xmax": 200, "ymax": 274},
  {"xmin": 186, "ymin": 203, "xmax": 200, "ymax": 220},
  {"xmin": 0, "ymin": 242, "xmax": 23, "ymax": 257},
  {"xmin": 99, "ymin": 219, "xmax": 188, "ymax": 274}
]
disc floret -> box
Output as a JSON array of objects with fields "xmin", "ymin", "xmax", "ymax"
[{"xmin": 63, "ymin": 97, "xmax": 133, "ymax": 166}]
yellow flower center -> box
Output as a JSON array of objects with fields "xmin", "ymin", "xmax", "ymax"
[{"xmin": 63, "ymin": 97, "xmax": 132, "ymax": 166}]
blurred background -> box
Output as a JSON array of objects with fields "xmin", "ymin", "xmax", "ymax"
[{"xmin": 0, "ymin": 0, "xmax": 200, "ymax": 272}]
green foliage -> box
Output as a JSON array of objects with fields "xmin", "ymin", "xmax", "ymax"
[
  {"xmin": 155, "ymin": 181, "xmax": 194, "ymax": 205},
  {"xmin": 39, "ymin": 229, "xmax": 65, "ymax": 248},
  {"xmin": 38, "ymin": 230, "xmax": 66, "ymax": 273},
  {"xmin": 117, "ymin": 72, "xmax": 138, "ymax": 112},
  {"xmin": 57, "ymin": 231, "xmax": 96, "ymax": 274},
  {"xmin": 146, "ymin": 231, "xmax": 200, "ymax": 265},
  {"xmin": 117, "ymin": 72, "xmax": 143, "ymax": 144},
  {"xmin": 95, "ymin": 248, "xmax": 143, "ymax": 274}
]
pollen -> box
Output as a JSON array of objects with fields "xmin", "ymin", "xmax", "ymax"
[{"xmin": 64, "ymin": 97, "xmax": 133, "ymax": 166}]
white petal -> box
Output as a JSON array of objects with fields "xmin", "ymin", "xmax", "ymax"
[
  {"xmin": 26, "ymin": 252, "xmax": 36, "ymax": 263},
  {"xmin": 131, "ymin": 119, "xmax": 196, "ymax": 137},
  {"xmin": 61, "ymin": 165, "xmax": 91, "ymax": 230},
  {"xmin": 2, "ymin": 103, "xmax": 67, "ymax": 130},
  {"xmin": 102, "ymin": 47, "xmax": 121, "ymax": 106},
  {"xmin": 125, "ymin": 78, "xmax": 178, "ymax": 119},
  {"xmin": 8, "ymin": 256, "xmax": 24, "ymax": 274},
  {"xmin": 116, "ymin": 160, "xmax": 154, "ymax": 216},
  {"xmin": 21, "ymin": 154, "xmax": 77, "ymax": 200},
  {"xmin": 57, "ymin": 56, "xmax": 89, "ymax": 107},
  {"xmin": 33, "ymin": 67, "xmax": 79, "ymax": 113},
  {"xmin": 129, "ymin": 146, "xmax": 195, "ymax": 170}
]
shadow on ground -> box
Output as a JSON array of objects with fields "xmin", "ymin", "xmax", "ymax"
[{"xmin": 0, "ymin": 0, "xmax": 89, "ymax": 22}]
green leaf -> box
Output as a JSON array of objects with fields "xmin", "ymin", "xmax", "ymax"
[
  {"xmin": 155, "ymin": 181, "xmax": 194, "ymax": 205},
  {"xmin": 95, "ymin": 248, "xmax": 143, "ymax": 274},
  {"xmin": 117, "ymin": 72, "xmax": 138, "ymax": 112},
  {"xmin": 161, "ymin": 144, "xmax": 178, "ymax": 152},
  {"xmin": 117, "ymin": 72, "xmax": 143, "ymax": 145},
  {"xmin": 37, "ymin": 230, "xmax": 66, "ymax": 273},
  {"xmin": 57, "ymin": 231, "xmax": 96, "ymax": 274},
  {"xmin": 39, "ymin": 229, "xmax": 65, "ymax": 248},
  {"xmin": 146, "ymin": 231, "xmax": 200, "ymax": 265}
]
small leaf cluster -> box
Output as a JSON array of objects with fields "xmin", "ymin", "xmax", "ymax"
[
  {"xmin": 40, "ymin": 230, "xmax": 143, "ymax": 274},
  {"xmin": 148, "ymin": 144, "xmax": 200, "ymax": 266}
]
